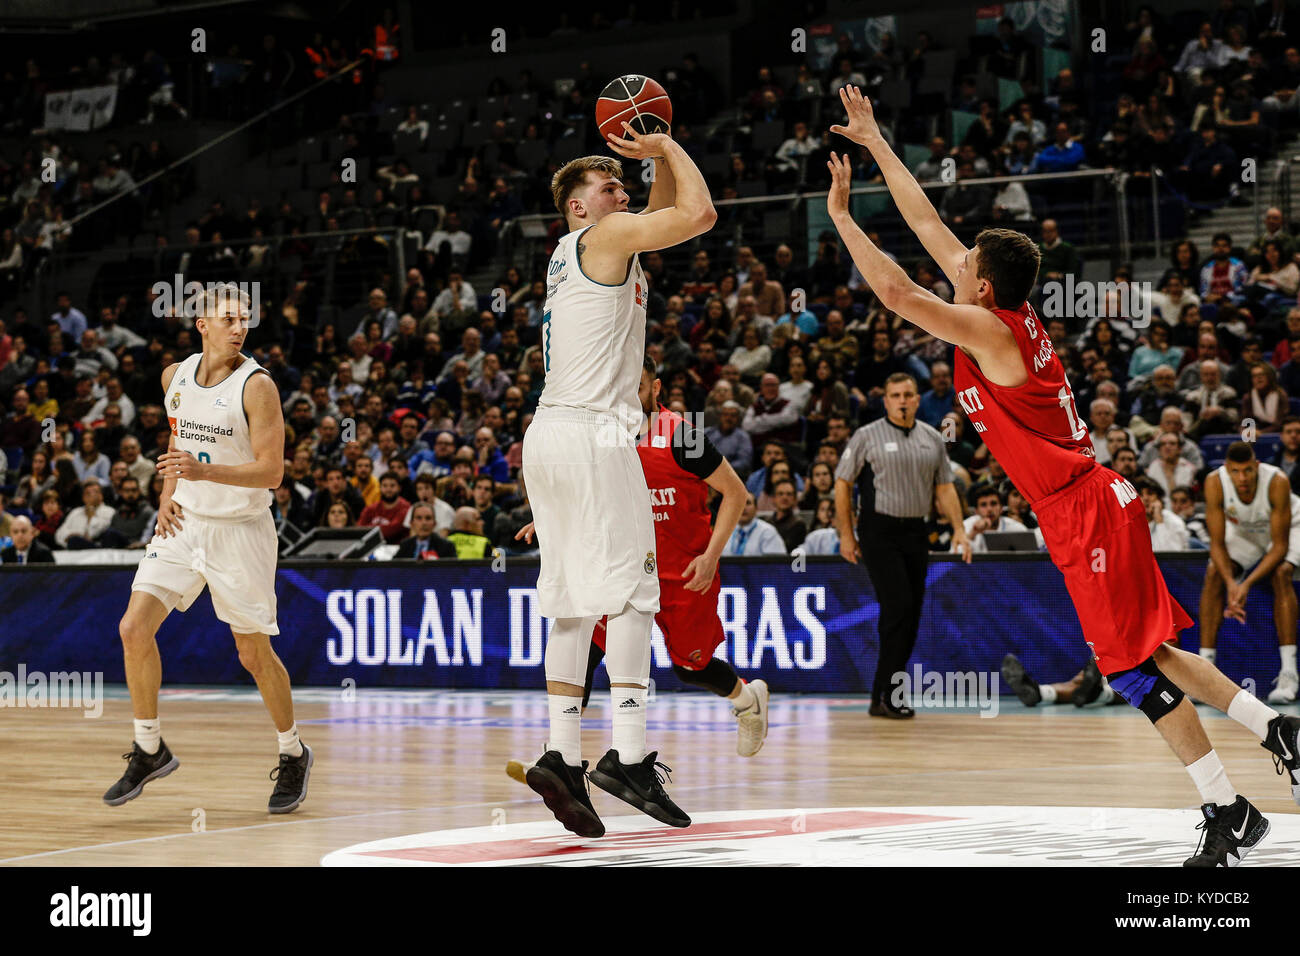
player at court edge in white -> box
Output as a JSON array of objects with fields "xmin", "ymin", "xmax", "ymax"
[
  {"xmin": 1201, "ymin": 442, "xmax": 1300, "ymax": 703},
  {"xmin": 520, "ymin": 120, "xmax": 716, "ymax": 838},
  {"xmin": 103, "ymin": 284, "xmax": 312, "ymax": 814}
]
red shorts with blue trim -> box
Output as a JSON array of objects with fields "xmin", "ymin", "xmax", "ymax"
[
  {"xmin": 590, "ymin": 573, "xmax": 725, "ymax": 669},
  {"xmin": 1034, "ymin": 465, "xmax": 1193, "ymax": 676}
]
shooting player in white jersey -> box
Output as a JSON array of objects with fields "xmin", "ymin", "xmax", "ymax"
[
  {"xmin": 1202, "ymin": 441, "xmax": 1300, "ymax": 704},
  {"xmin": 520, "ymin": 122, "xmax": 715, "ymax": 838},
  {"xmin": 103, "ymin": 283, "xmax": 312, "ymax": 814}
]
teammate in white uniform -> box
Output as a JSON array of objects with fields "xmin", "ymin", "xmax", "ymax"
[
  {"xmin": 1202, "ymin": 441, "xmax": 1300, "ymax": 702},
  {"xmin": 520, "ymin": 123, "xmax": 715, "ymax": 838},
  {"xmin": 103, "ymin": 284, "xmax": 313, "ymax": 813}
]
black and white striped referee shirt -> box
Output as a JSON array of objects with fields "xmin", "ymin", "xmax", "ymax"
[{"xmin": 834, "ymin": 416, "xmax": 954, "ymax": 519}]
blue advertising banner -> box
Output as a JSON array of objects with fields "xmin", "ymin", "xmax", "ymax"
[{"xmin": 0, "ymin": 556, "xmax": 1286, "ymax": 694}]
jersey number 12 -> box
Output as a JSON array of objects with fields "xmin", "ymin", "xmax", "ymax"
[{"xmin": 1058, "ymin": 382, "xmax": 1087, "ymax": 441}]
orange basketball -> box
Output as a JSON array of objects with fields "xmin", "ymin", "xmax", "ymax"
[{"xmin": 596, "ymin": 74, "xmax": 672, "ymax": 141}]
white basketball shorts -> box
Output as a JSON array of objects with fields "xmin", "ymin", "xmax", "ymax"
[
  {"xmin": 132, "ymin": 507, "xmax": 280, "ymax": 634},
  {"xmin": 522, "ymin": 406, "xmax": 660, "ymax": 619},
  {"xmin": 1225, "ymin": 521, "xmax": 1300, "ymax": 579}
]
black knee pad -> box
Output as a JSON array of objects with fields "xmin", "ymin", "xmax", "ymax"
[
  {"xmin": 672, "ymin": 658, "xmax": 737, "ymax": 697},
  {"xmin": 1107, "ymin": 656, "xmax": 1184, "ymax": 723}
]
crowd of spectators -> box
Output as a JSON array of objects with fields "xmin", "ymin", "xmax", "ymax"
[
  {"xmin": 6, "ymin": 4, "xmax": 1300, "ymax": 562},
  {"xmin": 10, "ymin": 195, "xmax": 1300, "ymax": 563}
]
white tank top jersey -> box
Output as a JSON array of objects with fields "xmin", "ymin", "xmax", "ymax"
[
  {"xmin": 1218, "ymin": 461, "xmax": 1300, "ymax": 542},
  {"xmin": 166, "ymin": 351, "xmax": 273, "ymax": 519},
  {"xmin": 538, "ymin": 223, "xmax": 648, "ymax": 435}
]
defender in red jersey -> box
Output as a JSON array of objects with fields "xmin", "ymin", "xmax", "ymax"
[
  {"xmin": 825, "ymin": 84, "xmax": 1300, "ymax": 866},
  {"xmin": 510, "ymin": 358, "xmax": 767, "ymax": 770}
]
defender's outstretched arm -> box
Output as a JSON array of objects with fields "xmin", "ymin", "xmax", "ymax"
[
  {"xmin": 830, "ymin": 85, "xmax": 967, "ymax": 283},
  {"xmin": 826, "ymin": 152, "xmax": 1002, "ymax": 354}
]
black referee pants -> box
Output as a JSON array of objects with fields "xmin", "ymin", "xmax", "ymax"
[{"xmin": 860, "ymin": 514, "xmax": 930, "ymax": 705}]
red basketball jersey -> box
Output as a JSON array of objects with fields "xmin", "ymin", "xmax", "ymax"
[
  {"xmin": 636, "ymin": 406, "xmax": 719, "ymax": 580},
  {"xmin": 952, "ymin": 301, "xmax": 1097, "ymax": 505}
]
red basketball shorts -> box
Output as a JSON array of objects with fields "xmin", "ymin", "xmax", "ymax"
[
  {"xmin": 1034, "ymin": 466, "xmax": 1193, "ymax": 676},
  {"xmin": 589, "ymin": 573, "xmax": 725, "ymax": 669}
]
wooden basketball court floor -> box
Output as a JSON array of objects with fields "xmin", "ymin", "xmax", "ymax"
[{"xmin": 4, "ymin": 686, "xmax": 1300, "ymax": 866}]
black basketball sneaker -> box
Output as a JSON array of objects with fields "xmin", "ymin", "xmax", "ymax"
[
  {"xmin": 268, "ymin": 743, "xmax": 313, "ymax": 814},
  {"xmin": 526, "ymin": 750, "xmax": 605, "ymax": 839},
  {"xmin": 1001, "ymin": 654, "xmax": 1042, "ymax": 706},
  {"xmin": 1073, "ymin": 659, "xmax": 1105, "ymax": 707},
  {"xmin": 1183, "ymin": 795, "xmax": 1270, "ymax": 867},
  {"xmin": 589, "ymin": 750, "xmax": 691, "ymax": 828},
  {"xmin": 103, "ymin": 739, "xmax": 180, "ymax": 806},
  {"xmin": 1261, "ymin": 713, "xmax": 1300, "ymax": 805}
]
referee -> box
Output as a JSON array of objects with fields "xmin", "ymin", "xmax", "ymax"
[{"xmin": 835, "ymin": 373, "xmax": 972, "ymax": 718}]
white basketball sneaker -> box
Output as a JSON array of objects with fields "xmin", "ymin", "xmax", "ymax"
[
  {"xmin": 1267, "ymin": 669, "xmax": 1299, "ymax": 704},
  {"xmin": 734, "ymin": 680, "xmax": 770, "ymax": 757}
]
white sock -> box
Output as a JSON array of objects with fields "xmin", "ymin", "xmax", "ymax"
[
  {"xmin": 546, "ymin": 695, "xmax": 582, "ymax": 766},
  {"xmin": 1281, "ymin": 644, "xmax": 1297, "ymax": 673},
  {"xmin": 277, "ymin": 722, "xmax": 304, "ymax": 758},
  {"xmin": 133, "ymin": 718, "xmax": 161, "ymax": 755},
  {"xmin": 1185, "ymin": 750, "xmax": 1237, "ymax": 807},
  {"xmin": 732, "ymin": 681, "xmax": 756, "ymax": 712},
  {"xmin": 1040, "ymin": 685, "xmax": 1058, "ymax": 703},
  {"xmin": 1228, "ymin": 688, "xmax": 1276, "ymax": 741},
  {"xmin": 1097, "ymin": 682, "xmax": 1116, "ymax": 705},
  {"xmin": 610, "ymin": 686, "xmax": 647, "ymax": 764},
  {"xmin": 1200, "ymin": 647, "xmax": 1217, "ymax": 664}
]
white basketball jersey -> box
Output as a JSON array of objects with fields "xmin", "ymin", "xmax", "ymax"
[
  {"xmin": 167, "ymin": 352, "xmax": 273, "ymax": 519},
  {"xmin": 1218, "ymin": 461, "xmax": 1300, "ymax": 543},
  {"xmin": 538, "ymin": 223, "xmax": 648, "ymax": 435}
]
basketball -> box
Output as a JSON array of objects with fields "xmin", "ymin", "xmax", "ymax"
[{"xmin": 595, "ymin": 74, "xmax": 672, "ymax": 141}]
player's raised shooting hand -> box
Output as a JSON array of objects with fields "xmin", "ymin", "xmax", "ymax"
[
  {"xmin": 681, "ymin": 551, "xmax": 719, "ymax": 592},
  {"xmin": 514, "ymin": 521, "xmax": 536, "ymax": 544},
  {"xmin": 605, "ymin": 122, "xmax": 670, "ymax": 160},
  {"xmin": 157, "ymin": 448, "xmax": 207, "ymax": 481},
  {"xmin": 826, "ymin": 151, "xmax": 853, "ymax": 219},
  {"xmin": 829, "ymin": 85, "xmax": 881, "ymax": 146}
]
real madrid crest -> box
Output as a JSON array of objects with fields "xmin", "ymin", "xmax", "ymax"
[
  {"xmin": 644, "ymin": 551, "xmax": 656, "ymax": 574},
  {"xmin": 169, "ymin": 391, "xmax": 181, "ymax": 411}
]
